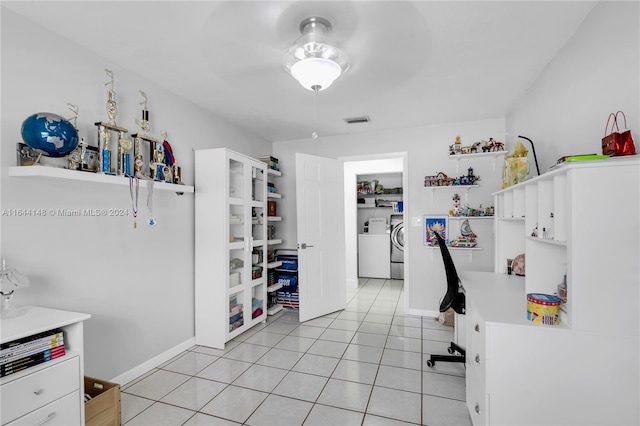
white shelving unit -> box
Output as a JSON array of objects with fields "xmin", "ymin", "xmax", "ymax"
[
  {"xmin": 195, "ymin": 148, "xmax": 267, "ymax": 349},
  {"xmin": 9, "ymin": 165, "xmax": 194, "ymax": 194},
  {"xmin": 264, "ymin": 167, "xmax": 283, "ymax": 315},
  {"xmin": 462, "ymin": 157, "xmax": 639, "ymax": 425},
  {"xmin": 0, "ymin": 306, "xmax": 91, "ymax": 425}
]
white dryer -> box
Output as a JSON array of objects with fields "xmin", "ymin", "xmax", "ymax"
[{"xmin": 390, "ymin": 214, "xmax": 404, "ymax": 279}]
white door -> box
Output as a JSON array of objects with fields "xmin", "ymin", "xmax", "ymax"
[{"xmin": 296, "ymin": 153, "xmax": 346, "ymax": 322}]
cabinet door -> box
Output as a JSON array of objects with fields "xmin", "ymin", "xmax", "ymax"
[{"xmin": 227, "ymin": 155, "xmax": 267, "ymax": 337}]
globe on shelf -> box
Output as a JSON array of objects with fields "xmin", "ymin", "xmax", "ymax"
[{"xmin": 20, "ymin": 112, "xmax": 79, "ymax": 157}]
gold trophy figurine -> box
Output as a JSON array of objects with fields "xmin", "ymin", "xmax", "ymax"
[
  {"xmin": 66, "ymin": 103, "xmax": 79, "ymax": 130},
  {"xmin": 67, "ymin": 103, "xmax": 81, "ymax": 170},
  {"xmin": 104, "ymin": 69, "xmax": 118, "ymax": 126},
  {"xmin": 134, "ymin": 91, "xmax": 151, "ymax": 135}
]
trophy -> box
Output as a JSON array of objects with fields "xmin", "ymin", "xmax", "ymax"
[
  {"xmin": 159, "ymin": 131, "xmax": 184, "ymax": 185},
  {"xmin": 66, "ymin": 103, "xmax": 81, "ymax": 170},
  {"xmin": 131, "ymin": 91, "xmax": 158, "ymax": 178},
  {"xmin": 95, "ymin": 69, "xmax": 128, "ymax": 175}
]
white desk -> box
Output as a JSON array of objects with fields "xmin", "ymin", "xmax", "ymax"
[{"xmin": 459, "ymin": 271, "xmax": 638, "ymax": 426}]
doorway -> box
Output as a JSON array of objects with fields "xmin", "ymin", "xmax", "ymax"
[
  {"xmin": 341, "ymin": 153, "xmax": 409, "ymax": 311},
  {"xmin": 356, "ymin": 172, "xmax": 403, "ymax": 280}
]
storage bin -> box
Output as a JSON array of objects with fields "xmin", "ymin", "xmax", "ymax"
[
  {"xmin": 526, "ymin": 293, "xmax": 561, "ymax": 326},
  {"xmin": 84, "ymin": 376, "xmax": 121, "ymax": 426}
]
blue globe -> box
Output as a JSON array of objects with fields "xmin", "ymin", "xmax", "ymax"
[{"xmin": 21, "ymin": 112, "xmax": 79, "ymax": 157}]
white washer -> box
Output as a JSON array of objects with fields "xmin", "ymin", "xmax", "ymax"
[{"xmin": 358, "ymin": 234, "xmax": 391, "ymax": 278}]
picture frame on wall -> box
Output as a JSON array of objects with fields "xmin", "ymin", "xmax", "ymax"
[{"xmin": 424, "ymin": 215, "xmax": 448, "ymax": 246}]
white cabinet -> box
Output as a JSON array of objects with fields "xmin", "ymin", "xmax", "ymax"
[
  {"xmin": 463, "ymin": 156, "xmax": 639, "ymax": 425},
  {"xmin": 195, "ymin": 148, "xmax": 268, "ymax": 349},
  {"xmin": 0, "ymin": 306, "xmax": 90, "ymax": 426}
]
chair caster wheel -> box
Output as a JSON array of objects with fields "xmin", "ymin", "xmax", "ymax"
[
  {"xmin": 447, "ymin": 347, "xmax": 455, "ymax": 354},
  {"xmin": 426, "ymin": 360, "xmax": 435, "ymax": 367}
]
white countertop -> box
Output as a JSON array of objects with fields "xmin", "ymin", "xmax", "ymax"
[
  {"xmin": 459, "ymin": 271, "xmax": 568, "ymax": 329},
  {"xmin": 1, "ymin": 306, "xmax": 91, "ymax": 344}
]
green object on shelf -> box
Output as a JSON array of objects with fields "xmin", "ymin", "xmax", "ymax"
[{"xmin": 565, "ymin": 155, "xmax": 610, "ymax": 162}]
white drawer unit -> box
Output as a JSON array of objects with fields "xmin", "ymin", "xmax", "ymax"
[
  {"xmin": 0, "ymin": 307, "xmax": 90, "ymax": 426},
  {"xmin": 1, "ymin": 357, "xmax": 80, "ymax": 424},
  {"xmin": 6, "ymin": 391, "xmax": 80, "ymax": 426}
]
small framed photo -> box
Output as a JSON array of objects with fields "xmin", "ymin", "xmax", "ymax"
[{"xmin": 424, "ymin": 215, "xmax": 448, "ymax": 246}]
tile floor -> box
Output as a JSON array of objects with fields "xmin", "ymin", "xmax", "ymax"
[{"xmin": 120, "ymin": 278, "xmax": 472, "ymax": 425}]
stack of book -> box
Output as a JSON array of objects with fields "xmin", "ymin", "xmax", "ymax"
[
  {"xmin": 259, "ymin": 155, "xmax": 279, "ymax": 171},
  {"xmin": 1, "ymin": 328, "xmax": 66, "ymax": 377},
  {"xmin": 229, "ymin": 303, "xmax": 244, "ymax": 331}
]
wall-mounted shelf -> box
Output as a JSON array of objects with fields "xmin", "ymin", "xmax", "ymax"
[
  {"xmin": 267, "ymin": 216, "xmax": 282, "ymax": 222},
  {"xmin": 525, "ymin": 235, "xmax": 567, "ymax": 246},
  {"xmin": 448, "ymin": 216, "xmax": 494, "ymax": 220},
  {"xmin": 449, "ymin": 151, "xmax": 507, "ymax": 173},
  {"xmin": 9, "ymin": 166, "xmax": 194, "ymax": 194},
  {"xmin": 428, "ymin": 245, "xmax": 483, "ymax": 262},
  {"xmin": 425, "ymin": 184, "xmax": 478, "ymax": 202},
  {"xmin": 268, "ymin": 192, "xmax": 282, "ymax": 199}
]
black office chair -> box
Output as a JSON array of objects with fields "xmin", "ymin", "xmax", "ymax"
[{"xmin": 426, "ymin": 231, "xmax": 466, "ymax": 367}]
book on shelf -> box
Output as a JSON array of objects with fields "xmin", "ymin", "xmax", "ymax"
[
  {"xmin": 1, "ymin": 328, "xmax": 64, "ymax": 353},
  {"xmin": 0, "ymin": 337, "xmax": 64, "ymax": 364},
  {"xmin": 1, "ymin": 346, "xmax": 66, "ymax": 378}
]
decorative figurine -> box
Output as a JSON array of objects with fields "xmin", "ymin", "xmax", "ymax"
[
  {"xmin": 450, "ymin": 219, "xmax": 478, "ymax": 247},
  {"xmin": 452, "ymin": 193, "xmax": 461, "ymax": 217}
]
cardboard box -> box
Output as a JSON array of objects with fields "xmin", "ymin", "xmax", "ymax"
[{"xmin": 84, "ymin": 376, "xmax": 121, "ymax": 426}]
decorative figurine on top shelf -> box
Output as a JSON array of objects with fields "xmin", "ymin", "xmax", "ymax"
[
  {"xmin": 449, "ymin": 219, "xmax": 478, "ymax": 247},
  {"xmin": 449, "ymin": 135, "xmax": 462, "ymax": 155},
  {"xmin": 95, "ymin": 69, "xmax": 128, "ymax": 175},
  {"xmin": 450, "ymin": 136, "xmax": 505, "ymax": 155}
]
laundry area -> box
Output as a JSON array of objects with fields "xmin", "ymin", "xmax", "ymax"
[{"xmin": 356, "ymin": 173, "xmax": 404, "ymax": 279}]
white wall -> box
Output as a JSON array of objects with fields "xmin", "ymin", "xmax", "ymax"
[
  {"xmin": 1, "ymin": 8, "xmax": 270, "ymax": 381},
  {"xmin": 273, "ymin": 119, "xmax": 505, "ymax": 315},
  {"xmin": 506, "ymin": 1, "xmax": 639, "ymax": 172}
]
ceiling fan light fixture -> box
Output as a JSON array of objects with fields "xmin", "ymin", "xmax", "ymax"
[
  {"xmin": 284, "ymin": 17, "xmax": 349, "ymax": 92},
  {"xmin": 291, "ymin": 58, "xmax": 342, "ymax": 92}
]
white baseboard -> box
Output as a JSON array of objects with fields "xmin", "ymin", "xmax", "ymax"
[{"xmin": 109, "ymin": 337, "xmax": 196, "ymax": 385}]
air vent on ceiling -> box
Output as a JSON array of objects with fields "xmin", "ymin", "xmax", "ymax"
[{"xmin": 344, "ymin": 115, "xmax": 371, "ymax": 124}]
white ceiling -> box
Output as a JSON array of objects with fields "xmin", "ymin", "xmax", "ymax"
[{"xmin": 3, "ymin": 1, "xmax": 597, "ymax": 142}]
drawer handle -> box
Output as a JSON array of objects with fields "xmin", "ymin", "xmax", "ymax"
[
  {"xmin": 475, "ymin": 403, "xmax": 481, "ymax": 414},
  {"xmin": 474, "ymin": 324, "xmax": 480, "ymax": 332},
  {"xmin": 33, "ymin": 388, "xmax": 44, "ymax": 395},
  {"xmin": 33, "ymin": 412, "xmax": 56, "ymax": 426},
  {"xmin": 475, "ymin": 354, "xmax": 480, "ymax": 363}
]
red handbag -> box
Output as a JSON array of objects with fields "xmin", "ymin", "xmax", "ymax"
[{"xmin": 602, "ymin": 111, "xmax": 636, "ymax": 156}]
